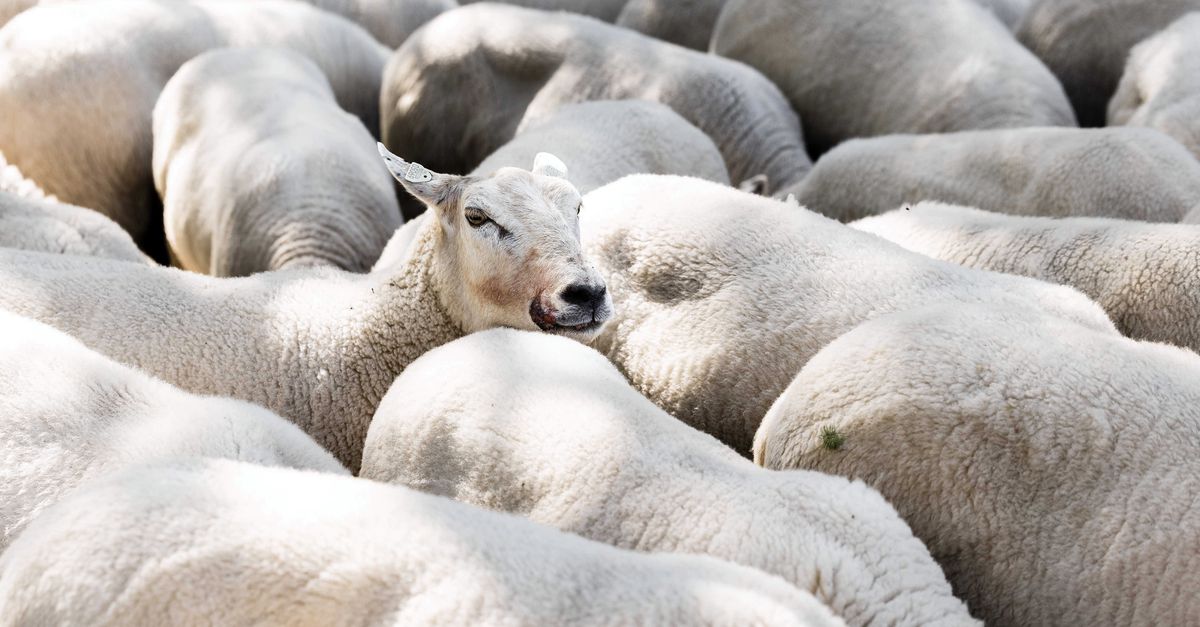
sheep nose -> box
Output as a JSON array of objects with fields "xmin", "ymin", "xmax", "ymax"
[{"xmin": 560, "ymin": 282, "xmax": 607, "ymax": 311}]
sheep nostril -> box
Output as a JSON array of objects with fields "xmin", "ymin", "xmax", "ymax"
[{"xmin": 560, "ymin": 283, "xmax": 605, "ymax": 309}]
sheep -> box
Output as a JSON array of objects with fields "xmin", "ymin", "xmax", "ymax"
[
  {"xmin": 578, "ymin": 175, "xmax": 1115, "ymax": 454},
  {"xmin": 0, "ymin": 148, "xmax": 611, "ymax": 471},
  {"xmin": 0, "ymin": 190, "xmax": 152, "ymax": 264},
  {"xmin": 381, "ymin": 3, "xmax": 810, "ymax": 195},
  {"xmin": 1108, "ymin": 12, "xmax": 1200, "ymax": 161},
  {"xmin": 0, "ymin": 458, "xmax": 846, "ymax": 626},
  {"xmin": 1017, "ymin": 0, "xmax": 1200, "ymax": 127},
  {"xmin": 472, "ymin": 101, "xmax": 730, "ymax": 194},
  {"xmin": 0, "ymin": 309, "xmax": 345, "ymax": 553},
  {"xmin": 756, "ymin": 303, "xmax": 1200, "ymax": 626},
  {"xmin": 853, "ymin": 202, "xmax": 1200, "ymax": 352},
  {"xmin": 711, "ymin": 0, "xmax": 1074, "ymax": 157},
  {"xmin": 615, "ymin": 0, "xmax": 727, "ymax": 50},
  {"xmin": 153, "ymin": 47, "xmax": 401, "ymax": 276},
  {"xmin": 791, "ymin": 127, "xmax": 1200, "ymax": 222},
  {"xmin": 361, "ymin": 329, "xmax": 980, "ymax": 626},
  {"xmin": 0, "ymin": 0, "xmax": 389, "ymax": 246}
]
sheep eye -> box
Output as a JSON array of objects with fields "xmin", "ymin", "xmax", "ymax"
[
  {"xmin": 576, "ymin": 202, "xmax": 582, "ymax": 214},
  {"xmin": 465, "ymin": 208, "xmax": 489, "ymax": 228}
]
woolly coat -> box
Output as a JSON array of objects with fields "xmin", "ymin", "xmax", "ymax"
[
  {"xmin": 712, "ymin": 0, "xmax": 1073, "ymax": 156},
  {"xmin": 153, "ymin": 47, "xmax": 400, "ymax": 276},
  {"xmin": 1108, "ymin": 12, "xmax": 1200, "ymax": 161},
  {"xmin": 792, "ymin": 127, "xmax": 1200, "ymax": 222},
  {"xmin": 0, "ymin": 310, "xmax": 345, "ymax": 552},
  {"xmin": 361, "ymin": 329, "xmax": 979, "ymax": 627},
  {"xmin": 472, "ymin": 101, "xmax": 730, "ymax": 194},
  {"xmin": 854, "ymin": 202, "xmax": 1200, "ymax": 352},
  {"xmin": 381, "ymin": 3, "xmax": 810, "ymax": 193},
  {"xmin": 0, "ymin": 459, "xmax": 845, "ymax": 626},
  {"xmin": 0, "ymin": 0, "xmax": 388, "ymax": 242},
  {"xmin": 757, "ymin": 303, "xmax": 1200, "ymax": 626},
  {"xmin": 579, "ymin": 175, "xmax": 1116, "ymax": 454}
]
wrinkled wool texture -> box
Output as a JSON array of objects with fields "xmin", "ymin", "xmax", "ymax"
[
  {"xmin": 615, "ymin": 0, "xmax": 728, "ymax": 50},
  {"xmin": 382, "ymin": 3, "xmax": 809, "ymax": 193},
  {"xmin": 0, "ymin": 190, "xmax": 151, "ymax": 264},
  {"xmin": 0, "ymin": 0, "xmax": 388, "ymax": 241},
  {"xmin": 361, "ymin": 330, "xmax": 980, "ymax": 627},
  {"xmin": 0, "ymin": 310, "xmax": 345, "ymax": 553},
  {"xmin": 0, "ymin": 215, "xmax": 462, "ymax": 471},
  {"xmin": 793, "ymin": 127, "xmax": 1200, "ymax": 222},
  {"xmin": 854, "ymin": 202, "xmax": 1200, "ymax": 352},
  {"xmin": 0, "ymin": 149, "xmax": 50, "ymax": 200},
  {"xmin": 154, "ymin": 47, "xmax": 400, "ymax": 276},
  {"xmin": 1017, "ymin": 0, "xmax": 1200, "ymax": 126},
  {"xmin": 0, "ymin": 459, "xmax": 845, "ymax": 626},
  {"xmin": 1108, "ymin": 12, "xmax": 1200, "ymax": 161},
  {"xmin": 580, "ymin": 175, "xmax": 1115, "ymax": 454},
  {"xmin": 712, "ymin": 0, "xmax": 1072, "ymax": 156},
  {"xmin": 757, "ymin": 304, "xmax": 1200, "ymax": 626},
  {"xmin": 473, "ymin": 101, "xmax": 730, "ymax": 193}
]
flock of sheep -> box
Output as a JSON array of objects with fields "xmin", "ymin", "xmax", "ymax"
[{"xmin": 1, "ymin": 0, "xmax": 1200, "ymax": 624}]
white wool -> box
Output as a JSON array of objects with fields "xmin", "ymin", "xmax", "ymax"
[
  {"xmin": 0, "ymin": 0, "xmax": 389, "ymax": 241},
  {"xmin": 361, "ymin": 329, "xmax": 980, "ymax": 627},
  {"xmin": 853, "ymin": 202, "xmax": 1200, "ymax": 352},
  {"xmin": 1108, "ymin": 12, "xmax": 1200, "ymax": 161},
  {"xmin": 0, "ymin": 158, "xmax": 605, "ymax": 472},
  {"xmin": 0, "ymin": 190, "xmax": 151, "ymax": 264},
  {"xmin": 381, "ymin": 3, "xmax": 809, "ymax": 194},
  {"xmin": 580, "ymin": 175, "xmax": 1115, "ymax": 453},
  {"xmin": 712, "ymin": 0, "xmax": 1072, "ymax": 156},
  {"xmin": 1017, "ymin": 0, "xmax": 1200, "ymax": 126},
  {"xmin": 757, "ymin": 303, "xmax": 1200, "ymax": 625},
  {"xmin": 473, "ymin": 101, "xmax": 730, "ymax": 194},
  {"xmin": 153, "ymin": 47, "xmax": 401, "ymax": 276},
  {"xmin": 0, "ymin": 459, "xmax": 845, "ymax": 626},
  {"xmin": 0, "ymin": 309, "xmax": 345, "ymax": 552},
  {"xmin": 792, "ymin": 127, "xmax": 1200, "ymax": 222}
]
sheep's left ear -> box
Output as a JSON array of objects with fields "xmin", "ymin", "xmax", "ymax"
[
  {"xmin": 378, "ymin": 142, "xmax": 461, "ymax": 209},
  {"xmin": 532, "ymin": 152, "xmax": 568, "ymax": 179}
]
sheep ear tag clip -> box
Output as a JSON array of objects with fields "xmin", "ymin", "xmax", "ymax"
[{"xmin": 404, "ymin": 162, "xmax": 432, "ymax": 183}]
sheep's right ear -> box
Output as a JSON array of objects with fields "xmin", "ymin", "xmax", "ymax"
[{"xmin": 378, "ymin": 143, "xmax": 461, "ymax": 209}]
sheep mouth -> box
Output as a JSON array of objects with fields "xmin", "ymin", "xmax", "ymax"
[{"xmin": 529, "ymin": 300, "xmax": 606, "ymax": 335}]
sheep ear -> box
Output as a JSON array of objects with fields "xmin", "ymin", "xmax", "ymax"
[
  {"xmin": 532, "ymin": 152, "xmax": 568, "ymax": 179},
  {"xmin": 378, "ymin": 142, "xmax": 461, "ymax": 209}
]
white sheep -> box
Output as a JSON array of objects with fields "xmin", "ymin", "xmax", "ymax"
[
  {"xmin": 579, "ymin": 175, "xmax": 1115, "ymax": 454},
  {"xmin": 756, "ymin": 303, "xmax": 1200, "ymax": 626},
  {"xmin": 615, "ymin": 0, "xmax": 728, "ymax": 50},
  {"xmin": 472, "ymin": 100, "xmax": 730, "ymax": 194},
  {"xmin": 153, "ymin": 47, "xmax": 401, "ymax": 276},
  {"xmin": 791, "ymin": 127, "xmax": 1200, "ymax": 222},
  {"xmin": 711, "ymin": 0, "xmax": 1073, "ymax": 156},
  {"xmin": 0, "ymin": 458, "xmax": 845, "ymax": 626},
  {"xmin": 1017, "ymin": 0, "xmax": 1200, "ymax": 126},
  {"xmin": 1108, "ymin": 12, "xmax": 1200, "ymax": 161},
  {"xmin": 381, "ymin": 3, "xmax": 810, "ymax": 194},
  {"xmin": 853, "ymin": 202, "xmax": 1200, "ymax": 352},
  {"xmin": 0, "ymin": 309, "xmax": 345, "ymax": 552},
  {"xmin": 0, "ymin": 0, "xmax": 389, "ymax": 244},
  {"xmin": 0, "ymin": 148, "xmax": 611, "ymax": 471},
  {"xmin": 0, "ymin": 190, "xmax": 151, "ymax": 264},
  {"xmin": 361, "ymin": 329, "xmax": 980, "ymax": 626},
  {"xmin": 300, "ymin": 0, "xmax": 454, "ymax": 47}
]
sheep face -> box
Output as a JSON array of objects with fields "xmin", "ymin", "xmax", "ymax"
[{"xmin": 379, "ymin": 145, "xmax": 612, "ymax": 342}]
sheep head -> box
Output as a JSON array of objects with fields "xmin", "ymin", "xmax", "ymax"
[{"xmin": 378, "ymin": 143, "xmax": 612, "ymax": 343}]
